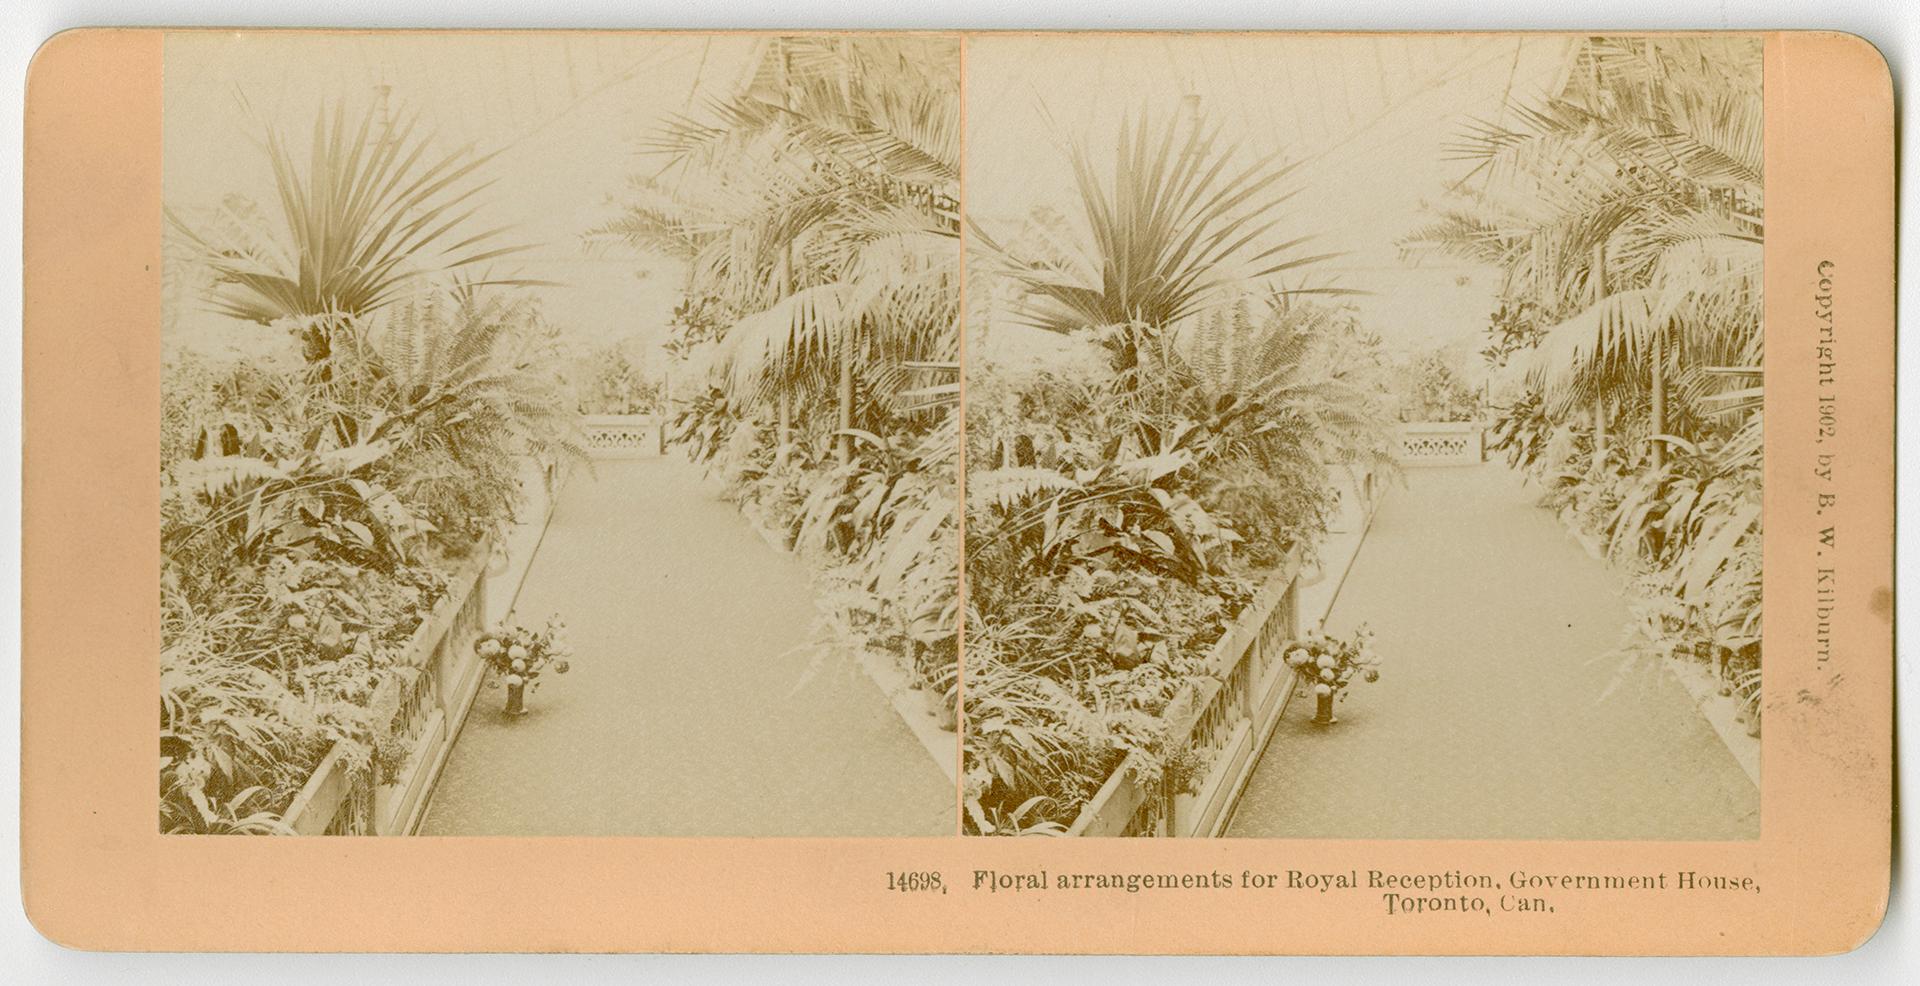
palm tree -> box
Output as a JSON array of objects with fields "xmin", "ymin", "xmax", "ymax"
[
  {"xmin": 1407, "ymin": 37, "xmax": 1763, "ymax": 467},
  {"xmin": 595, "ymin": 36, "xmax": 960, "ymax": 464},
  {"xmin": 973, "ymin": 108, "xmax": 1349, "ymax": 373},
  {"xmin": 168, "ymin": 99, "xmax": 540, "ymax": 365},
  {"xmin": 1410, "ymin": 36, "xmax": 1765, "ymax": 705}
]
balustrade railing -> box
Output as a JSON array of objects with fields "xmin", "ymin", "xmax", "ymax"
[
  {"xmin": 281, "ymin": 541, "xmax": 492, "ymax": 836},
  {"xmin": 1066, "ymin": 552, "xmax": 1304, "ymax": 837},
  {"xmin": 581, "ymin": 413, "xmax": 664, "ymax": 458},
  {"xmin": 1393, "ymin": 421, "xmax": 1486, "ymax": 466}
]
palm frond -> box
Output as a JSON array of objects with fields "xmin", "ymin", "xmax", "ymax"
[{"xmin": 170, "ymin": 101, "xmax": 534, "ymax": 333}]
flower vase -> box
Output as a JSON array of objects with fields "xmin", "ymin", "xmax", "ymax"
[
  {"xmin": 504, "ymin": 677, "xmax": 528, "ymax": 716},
  {"xmin": 1312, "ymin": 683, "xmax": 1337, "ymax": 725}
]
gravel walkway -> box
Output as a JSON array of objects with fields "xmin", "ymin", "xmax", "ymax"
[
  {"xmin": 418, "ymin": 457, "xmax": 955, "ymax": 837},
  {"xmin": 1225, "ymin": 463, "xmax": 1760, "ymax": 840}
]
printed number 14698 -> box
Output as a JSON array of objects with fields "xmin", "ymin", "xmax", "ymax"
[{"xmin": 887, "ymin": 871, "xmax": 947, "ymax": 894}]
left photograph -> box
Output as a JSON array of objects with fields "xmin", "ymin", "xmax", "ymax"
[{"xmin": 160, "ymin": 32, "xmax": 961, "ymax": 836}]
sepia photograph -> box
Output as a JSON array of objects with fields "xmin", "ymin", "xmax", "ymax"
[
  {"xmin": 961, "ymin": 34, "xmax": 1764, "ymax": 839},
  {"xmin": 19, "ymin": 18, "xmax": 1901, "ymax": 958},
  {"xmin": 159, "ymin": 32, "xmax": 960, "ymax": 836}
]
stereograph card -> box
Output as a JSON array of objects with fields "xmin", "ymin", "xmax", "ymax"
[{"xmin": 19, "ymin": 28, "xmax": 1893, "ymax": 954}]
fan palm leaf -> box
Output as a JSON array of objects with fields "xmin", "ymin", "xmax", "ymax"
[
  {"xmin": 168, "ymin": 101, "xmax": 538, "ymax": 338},
  {"xmin": 978, "ymin": 111, "xmax": 1344, "ymax": 351},
  {"xmin": 1417, "ymin": 36, "xmax": 1762, "ymax": 443},
  {"xmin": 600, "ymin": 36, "xmax": 959, "ymax": 418}
]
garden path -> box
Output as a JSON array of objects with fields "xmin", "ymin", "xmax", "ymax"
[
  {"xmin": 418, "ymin": 456, "xmax": 955, "ymax": 836},
  {"xmin": 1225, "ymin": 462, "xmax": 1760, "ymax": 839}
]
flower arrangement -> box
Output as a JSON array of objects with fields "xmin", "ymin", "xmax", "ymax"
[
  {"xmin": 1282, "ymin": 623, "xmax": 1381, "ymax": 724},
  {"xmin": 474, "ymin": 616, "xmax": 572, "ymax": 715}
]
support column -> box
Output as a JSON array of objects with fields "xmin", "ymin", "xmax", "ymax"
[
  {"xmin": 773, "ymin": 243, "xmax": 793, "ymax": 468},
  {"xmin": 1640, "ymin": 61, "xmax": 1667, "ymax": 472},
  {"xmin": 836, "ymin": 321, "xmax": 854, "ymax": 464},
  {"xmin": 776, "ymin": 392, "xmax": 792, "ymax": 467},
  {"xmin": 773, "ymin": 213, "xmax": 793, "ymax": 468},
  {"xmin": 1650, "ymin": 325, "xmax": 1666, "ymax": 469},
  {"xmin": 774, "ymin": 43, "xmax": 796, "ymax": 470},
  {"xmin": 1592, "ymin": 400, "xmax": 1609, "ymax": 470},
  {"xmin": 1590, "ymin": 240, "xmax": 1610, "ymax": 474},
  {"xmin": 834, "ymin": 38, "xmax": 856, "ymax": 467}
]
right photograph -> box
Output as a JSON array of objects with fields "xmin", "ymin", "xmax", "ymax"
[{"xmin": 961, "ymin": 34, "xmax": 1763, "ymax": 839}]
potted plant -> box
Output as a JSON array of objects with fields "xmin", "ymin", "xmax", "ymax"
[
  {"xmin": 1283, "ymin": 624, "xmax": 1382, "ymax": 725},
  {"xmin": 473, "ymin": 615, "xmax": 572, "ymax": 716}
]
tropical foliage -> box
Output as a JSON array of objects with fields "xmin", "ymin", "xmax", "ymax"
[
  {"xmin": 168, "ymin": 100, "xmax": 544, "ymax": 363},
  {"xmin": 975, "ymin": 110, "xmax": 1347, "ymax": 372},
  {"xmin": 1390, "ymin": 346, "xmax": 1483, "ymax": 423},
  {"xmin": 1410, "ymin": 36, "xmax": 1764, "ymax": 728},
  {"xmin": 600, "ymin": 36, "xmax": 963, "ymax": 716},
  {"xmin": 963, "ymin": 111, "xmax": 1395, "ymax": 834},
  {"xmin": 573, "ymin": 336, "xmax": 665, "ymax": 415},
  {"xmin": 162, "ymin": 101, "xmax": 579, "ymax": 832}
]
